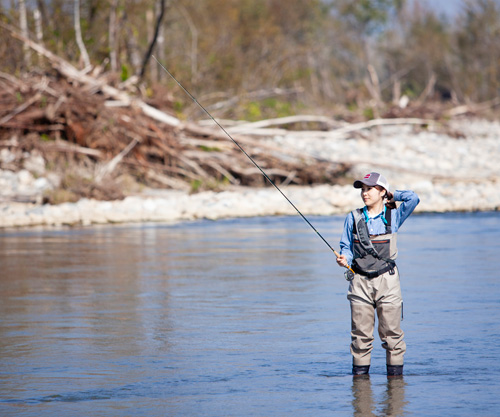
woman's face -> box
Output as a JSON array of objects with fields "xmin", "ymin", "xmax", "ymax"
[{"xmin": 360, "ymin": 185, "xmax": 386, "ymax": 207}]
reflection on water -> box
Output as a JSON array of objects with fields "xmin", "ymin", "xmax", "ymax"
[
  {"xmin": 352, "ymin": 377, "xmax": 407, "ymax": 417},
  {"xmin": 0, "ymin": 213, "xmax": 499, "ymax": 416}
]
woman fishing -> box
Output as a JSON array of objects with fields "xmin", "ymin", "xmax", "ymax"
[
  {"xmin": 158, "ymin": 61, "xmax": 420, "ymax": 377},
  {"xmin": 336, "ymin": 172, "xmax": 419, "ymax": 377}
]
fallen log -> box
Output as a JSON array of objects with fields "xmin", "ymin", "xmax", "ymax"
[
  {"xmin": 145, "ymin": 169, "xmax": 191, "ymax": 191},
  {"xmin": 0, "ymin": 92, "xmax": 42, "ymax": 125},
  {"xmin": 1, "ymin": 22, "xmax": 181, "ymax": 128},
  {"xmin": 95, "ymin": 138, "xmax": 139, "ymax": 183},
  {"xmin": 0, "ymin": 138, "xmax": 104, "ymax": 158},
  {"xmin": 445, "ymin": 97, "xmax": 500, "ymax": 117},
  {"xmin": 223, "ymin": 117, "xmax": 438, "ymax": 138},
  {"xmin": 40, "ymin": 140, "xmax": 104, "ymax": 157},
  {"xmin": 0, "ymin": 123, "xmax": 65, "ymax": 132},
  {"xmin": 226, "ymin": 115, "xmax": 339, "ymax": 134}
]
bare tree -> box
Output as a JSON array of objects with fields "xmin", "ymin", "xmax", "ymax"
[
  {"xmin": 139, "ymin": 0, "xmax": 168, "ymax": 81},
  {"xmin": 35, "ymin": 0, "xmax": 48, "ymax": 25},
  {"xmin": 156, "ymin": 3, "xmax": 167, "ymax": 82},
  {"xmin": 19, "ymin": 0, "xmax": 31, "ymax": 67},
  {"xmin": 109, "ymin": 0, "xmax": 119, "ymax": 72},
  {"xmin": 74, "ymin": 0, "xmax": 91, "ymax": 69},
  {"xmin": 176, "ymin": 4, "xmax": 198, "ymax": 83},
  {"xmin": 146, "ymin": 9, "xmax": 158, "ymax": 81},
  {"xmin": 33, "ymin": 9, "xmax": 43, "ymax": 43}
]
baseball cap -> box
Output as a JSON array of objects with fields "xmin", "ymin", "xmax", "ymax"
[{"xmin": 353, "ymin": 172, "xmax": 390, "ymax": 191}]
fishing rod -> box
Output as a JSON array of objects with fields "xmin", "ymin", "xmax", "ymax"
[{"xmin": 152, "ymin": 56, "xmax": 354, "ymax": 275}]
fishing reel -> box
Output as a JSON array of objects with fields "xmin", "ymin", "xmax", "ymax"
[{"xmin": 344, "ymin": 269, "xmax": 355, "ymax": 281}]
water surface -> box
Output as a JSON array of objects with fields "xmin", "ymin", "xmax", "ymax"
[{"xmin": 1, "ymin": 212, "xmax": 499, "ymax": 416}]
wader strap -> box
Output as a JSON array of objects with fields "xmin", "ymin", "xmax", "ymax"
[{"xmin": 384, "ymin": 207, "xmax": 392, "ymax": 234}]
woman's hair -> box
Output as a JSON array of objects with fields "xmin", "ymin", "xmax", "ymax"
[{"xmin": 375, "ymin": 185, "xmax": 396, "ymax": 209}]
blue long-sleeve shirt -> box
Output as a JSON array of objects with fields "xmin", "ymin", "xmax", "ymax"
[{"xmin": 339, "ymin": 190, "xmax": 420, "ymax": 265}]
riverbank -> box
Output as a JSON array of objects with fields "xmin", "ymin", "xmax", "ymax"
[{"xmin": 0, "ymin": 118, "xmax": 498, "ymax": 228}]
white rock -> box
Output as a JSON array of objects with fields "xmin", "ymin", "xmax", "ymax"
[
  {"xmin": 34, "ymin": 177, "xmax": 51, "ymax": 191},
  {"xmin": 23, "ymin": 151, "xmax": 46, "ymax": 175},
  {"xmin": 1, "ymin": 149, "xmax": 16, "ymax": 164},
  {"xmin": 17, "ymin": 169, "xmax": 34, "ymax": 186}
]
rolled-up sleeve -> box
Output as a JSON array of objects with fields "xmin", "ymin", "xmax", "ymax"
[{"xmin": 393, "ymin": 190, "xmax": 420, "ymax": 230}]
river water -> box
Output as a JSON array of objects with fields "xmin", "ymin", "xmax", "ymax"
[{"xmin": 1, "ymin": 212, "xmax": 499, "ymax": 416}]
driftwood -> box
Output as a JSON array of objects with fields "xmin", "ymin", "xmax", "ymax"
[
  {"xmin": 445, "ymin": 97, "xmax": 500, "ymax": 117},
  {"xmin": 41, "ymin": 140, "xmax": 104, "ymax": 158},
  {"xmin": 95, "ymin": 138, "xmax": 139, "ymax": 183},
  {"xmin": 226, "ymin": 115, "xmax": 339, "ymax": 134},
  {"xmin": 225, "ymin": 117, "xmax": 438, "ymax": 137},
  {"xmin": 0, "ymin": 138, "xmax": 104, "ymax": 158},
  {"xmin": 0, "ymin": 92, "xmax": 42, "ymax": 125},
  {"xmin": 0, "ymin": 50, "xmax": 442, "ymax": 204},
  {"xmin": 0, "ymin": 22, "xmax": 180, "ymax": 128},
  {"xmin": 144, "ymin": 169, "xmax": 191, "ymax": 191}
]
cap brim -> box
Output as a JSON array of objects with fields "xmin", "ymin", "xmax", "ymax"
[{"xmin": 353, "ymin": 179, "xmax": 377, "ymax": 188}]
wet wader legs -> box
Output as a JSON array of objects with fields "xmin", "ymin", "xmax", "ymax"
[
  {"xmin": 351, "ymin": 301, "xmax": 405, "ymax": 375},
  {"xmin": 378, "ymin": 303, "xmax": 405, "ymax": 376},
  {"xmin": 348, "ymin": 270, "xmax": 406, "ymax": 376},
  {"xmin": 350, "ymin": 302, "xmax": 375, "ymax": 375},
  {"xmin": 377, "ymin": 303, "xmax": 406, "ymax": 367}
]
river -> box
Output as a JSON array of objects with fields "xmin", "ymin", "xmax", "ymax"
[{"xmin": 1, "ymin": 212, "xmax": 499, "ymax": 416}]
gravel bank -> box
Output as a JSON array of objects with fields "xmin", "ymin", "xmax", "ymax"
[{"xmin": 1, "ymin": 119, "xmax": 498, "ymax": 228}]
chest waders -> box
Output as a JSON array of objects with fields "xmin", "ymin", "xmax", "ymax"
[
  {"xmin": 345, "ymin": 207, "xmax": 397, "ymax": 281},
  {"xmin": 348, "ymin": 207, "xmax": 405, "ymax": 377}
]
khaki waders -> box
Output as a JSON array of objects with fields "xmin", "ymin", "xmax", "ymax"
[{"xmin": 348, "ymin": 267, "xmax": 405, "ymax": 369}]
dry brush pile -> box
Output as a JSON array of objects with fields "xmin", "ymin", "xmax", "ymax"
[{"xmin": 0, "ymin": 69, "xmax": 351, "ymax": 204}]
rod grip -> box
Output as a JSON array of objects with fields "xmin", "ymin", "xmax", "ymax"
[{"xmin": 333, "ymin": 249, "xmax": 354, "ymax": 273}]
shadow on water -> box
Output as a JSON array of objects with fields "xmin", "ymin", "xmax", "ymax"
[{"xmin": 0, "ymin": 212, "xmax": 499, "ymax": 416}]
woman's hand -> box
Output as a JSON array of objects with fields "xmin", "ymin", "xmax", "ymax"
[{"xmin": 336, "ymin": 254, "xmax": 349, "ymax": 268}]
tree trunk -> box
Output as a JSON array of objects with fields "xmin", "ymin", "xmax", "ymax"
[
  {"xmin": 156, "ymin": 5, "xmax": 167, "ymax": 82},
  {"xmin": 19, "ymin": 0, "xmax": 31, "ymax": 67},
  {"xmin": 176, "ymin": 4, "xmax": 198, "ymax": 84},
  {"xmin": 139, "ymin": 0, "xmax": 167, "ymax": 81},
  {"xmin": 33, "ymin": 8, "xmax": 43, "ymax": 65},
  {"xmin": 109, "ymin": 0, "xmax": 119, "ymax": 72},
  {"xmin": 74, "ymin": 0, "xmax": 91, "ymax": 69},
  {"xmin": 146, "ymin": 9, "xmax": 158, "ymax": 81},
  {"xmin": 33, "ymin": 9, "xmax": 43, "ymax": 43}
]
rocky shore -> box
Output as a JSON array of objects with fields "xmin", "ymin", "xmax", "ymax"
[{"xmin": 1, "ymin": 119, "xmax": 498, "ymax": 228}]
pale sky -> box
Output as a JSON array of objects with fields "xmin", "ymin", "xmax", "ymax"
[{"xmin": 417, "ymin": 0, "xmax": 465, "ymax": 17}]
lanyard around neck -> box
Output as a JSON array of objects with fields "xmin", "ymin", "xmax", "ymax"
[{"xmin": 363, "ymin": 206, "xmax": 388, "ymax": 224}]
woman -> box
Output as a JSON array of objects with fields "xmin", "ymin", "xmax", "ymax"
[{"xmin": 336, "ymin": 172, "xmax": 419, "ymax": 377}]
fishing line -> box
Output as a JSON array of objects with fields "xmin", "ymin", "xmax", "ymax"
[{"xmin": 153, "ymin": 56, "xmax": 352, "ymax": 271}]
